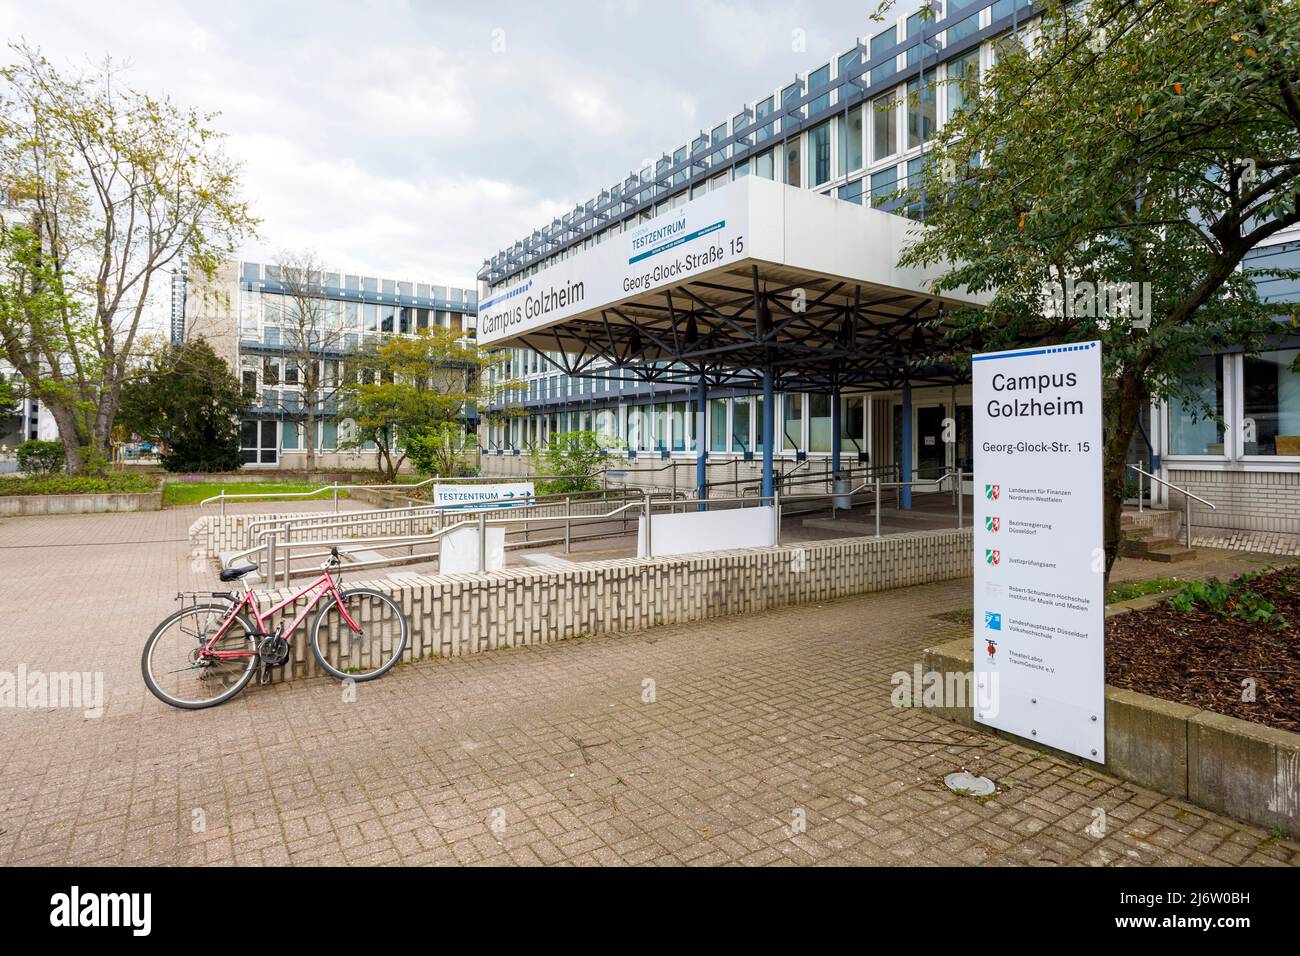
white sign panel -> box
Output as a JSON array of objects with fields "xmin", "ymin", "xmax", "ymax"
[
  {"xmin": 972, "ymin": 341, "xmax": 1104, "ymax": 762},
  {"xmin": 434, "ymin": 482, "xmax": 535, "ymax": 509},
  {"xmin": 637, "ymin": 506, "xmax": 777, "ymax": 558},
  {"xmin": 477, "ymin": 181, "xmax": 753, "ymax": 345},
  {"xmin": 439, "ymin": 525, "xmax": 506, "ymax": 574}
]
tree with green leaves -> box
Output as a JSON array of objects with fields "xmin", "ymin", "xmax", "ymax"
[
  {"xmin": 532, "ymin": 431, "xmax": 617, "ymax": 494},
  {"xmin": 898, "ymin": 0, "xmax": 1300, "ymax": 578},
  {"xmin": 338, "ymin": 327, "xmax": 486, "ymax": 482},
  {"xmin": 0, "ymin": 42, "xmax": 256, "ymax": 474},
  {"xmin": 117, "ymin": 337, "xmax": 244, "ymax": 472}
]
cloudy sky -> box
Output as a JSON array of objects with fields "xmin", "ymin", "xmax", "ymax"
[{"xmin": 1, "ymin": 0, "xmax": 894, "ymax": 287}]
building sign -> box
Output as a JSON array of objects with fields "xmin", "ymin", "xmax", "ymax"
[
  {"xmin": 972, "ymin": 341, "xmax": 1105, "ymax": 762},
  {"xmin": 434, "ymin": 482, "xmax": 535, "ymax": 509},
  {"xmin": 477, "ymin": 180, "xmax": 753, "ymax": 345}
]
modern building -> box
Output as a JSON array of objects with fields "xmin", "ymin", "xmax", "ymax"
[
  {"xmin": 478, "ymin": 0, "xmax": 1300, "ymax": 536},
  {"xmin": 181, "ymin": 260, "xmax": 479, "ymax": 470}
]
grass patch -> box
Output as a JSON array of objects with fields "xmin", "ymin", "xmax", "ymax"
[
  {"xmin": 0, "ymin": 473, "xmax": 158, "ymax": 496},
  {"xmin": 1105, "ymin": 577, "xmax": 1186, "ymax": 604},
  {"xmin": 934, "ymin": 577, "xmax": 1191, "ymax": 627},
  {"xmin": 162, "ymin": 480, "xmax": 352, "ymax": 507}
]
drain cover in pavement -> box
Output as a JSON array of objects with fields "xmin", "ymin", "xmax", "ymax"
[{"xmin": 944, "ymin": 771, "xmax": 996, "ymax": 796}]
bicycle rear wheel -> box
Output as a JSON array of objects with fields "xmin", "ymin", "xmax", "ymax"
[
  {"xmin": 310, "ymin": 588, "xmax": 409, "ymax": 682},
  {"xmin": 142, "ymin": 603, "xmax": 259, "ymax": 709}
]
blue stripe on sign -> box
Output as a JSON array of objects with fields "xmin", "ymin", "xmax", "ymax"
[
  {"xmin": 628, "ymin": 220, "xmax": 726, "ymax": 265},
  {"xmin": 972, "ymin": 342, "xmax": 1098, "ymax": 362}
]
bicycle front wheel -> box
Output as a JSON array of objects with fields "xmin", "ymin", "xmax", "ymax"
[
  {"xmin": 310, "ymin": 588, "xmax": 409, "ymax": 682},
  {"xmin": 142, "ymin": 603, "xmax": 259, "ymax": 709}
]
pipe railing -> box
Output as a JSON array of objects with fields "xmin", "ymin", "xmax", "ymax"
[{"xmin": 1128, "ymin": 464, "xmax": 1215, "ymax": 548}]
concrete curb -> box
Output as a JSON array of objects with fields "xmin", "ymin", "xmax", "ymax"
[
  {"xmin": 922, "ymin": 625, "xmax": 1300, "ymax": 838},
  {"xmin": 0, "ymin": 489, "xmax": 162, "ymax": 515}
]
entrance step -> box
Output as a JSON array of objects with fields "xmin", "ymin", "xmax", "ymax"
[{"xmin": 1122, "ymin": 536, "xmax": 1197, "ymax": 562}]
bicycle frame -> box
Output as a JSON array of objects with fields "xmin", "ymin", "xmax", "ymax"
[{"xmin": 204, "ymin": 568, "xmax": 361, "ymax": 660}]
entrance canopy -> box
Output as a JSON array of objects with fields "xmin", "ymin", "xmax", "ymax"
[{"xmin": 477, "ymin": 176, "xmax": 989, "ymax": 392}]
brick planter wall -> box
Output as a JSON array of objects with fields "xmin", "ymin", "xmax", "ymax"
[{"xmin": 262, "ymin": 528, "xmax": 972, "ymax": 682}]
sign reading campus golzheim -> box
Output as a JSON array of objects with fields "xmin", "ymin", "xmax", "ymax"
[
  {"xmin": 972, "ymin": 341, "xmax": 1105, "ymax": 762},
  {"xmin": 477, "ymin": 182, "xmax": 751, "ymax": 345}
]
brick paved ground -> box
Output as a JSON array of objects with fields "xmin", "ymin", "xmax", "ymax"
[{"xmin": 0, "ymin": 505, "xmax": 1295, "ymax": 866}]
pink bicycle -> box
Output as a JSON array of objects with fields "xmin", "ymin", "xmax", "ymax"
[{"xmin": 142, "ymin": 547, "xmax": 409, "ymax": 709}]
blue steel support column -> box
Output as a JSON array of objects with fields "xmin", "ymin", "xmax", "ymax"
[
  {"xmin": 696, "ymin": 372, "xmax": 707, "ymax": 508},
  {"xmin": 761, "ymin": 368, "xmax": 775, "ymax": 500},
  {"xmin": 830, "ymin": 388, "xmax": 842, "ymax": 479},
  {"xmin": 900, "ymin": 381, "xmax": 913, "ymax": 510}
]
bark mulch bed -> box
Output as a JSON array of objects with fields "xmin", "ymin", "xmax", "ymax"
[{"xmin": 1106, "ymin": 564, "xmax": 1300, "ymax": 733}]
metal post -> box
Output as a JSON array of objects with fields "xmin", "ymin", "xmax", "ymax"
[
  {"xmin": 477, "ymin": 511, "xmax": 487, "ymax": 573},
  {"xmin": 1185, "ymin": 494, "xmax": 1192, "ymax": 549},
  {"xmin": 900, "ymin": 381, "xmax": 913, "ymax": 510},
  {"xmin": 696, "ymin": 373, "xmax": 708, "ymax": 509},
  {"xmin": 333, "ymin": 483, "xmax": 339, "ymax": 512},
  {"xmin": 283, "ymin": 542, "xmax": 291, "ymax": 585},
  {"xmin": 875, "ymin": 479, "xmax": 881, "ymax": 537},
  {"xmin": 564, "ymin": 496, "xmax": 572, "ymax": 554},
  {"xmin": 220, "ymin": 491, "xmax": 226, "ymax": 518},
  {"xmin": 643, "ymin": 491, "xmax": 653, "ymax": 558},
  {"xmin": 266, "ymin": 536, "xmax": 276, "ymax": 590},
  {"xmin": 772, "ymin": 489, "xmax": 781, "ymax": 547},
  {"xmin": 1137, "ymin": 469, "xmax": 1143, "ymax": 513},
  {"xmin": 761, "ymin": 368, "xmax": 775, "ymax": 499},
  {"xmin": 956, "ymin": 468, "xmax": 963, "ymax": 529}
]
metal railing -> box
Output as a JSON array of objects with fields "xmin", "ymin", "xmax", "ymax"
[
  {"xmin": 1128, "ymin": 464, "xmax": 1215, "ymax": 548},
  {"xmin": 223, "ymin": 489, "xmax": 775, "ymax": 585},
  {"xmin": 778, "ymin": 468, "xmax": 968, "ymax": 537}
]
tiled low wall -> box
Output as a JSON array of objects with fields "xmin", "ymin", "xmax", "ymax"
[
  {"xmin": 0, "ymin": 490, "xmax": 162, "ymax": 515},
  {"xmin": 264, "ymin": 528, "xmax": 973, "ymax": 682},
  {"xmin": 1167, "ymin": 466, "xmax": 1300, "ymax": 535}
]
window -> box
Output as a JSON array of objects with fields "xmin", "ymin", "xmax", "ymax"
[
  {"xmin": 906, "ymin": 155, "xmax": 932, "ymax": 220},
  {"xmin": 785, "ymin": 137, "xmax": 801, "ymax": 187},
  {"xmin": 808, "ymin": 121, "xmax": 832, "ymax": 187},
  {"xmin": 1243, "ymin": 349, "xmax": 1300, "ymax": 456},
  {"xmin": 870, "ymin": 27, "xmax": 897, "ymax": 86},
  {"xmin": 871, "ymin": 165, "xmax": 900, "ymax": 208},
  {"xmin": 872, "ymin": 93, "xmax": 897, "ymax": 161},
  {"xmin": 947, "ymin": 11, "xmax": 980, "ymax": 45},
  {"xmin": 948, "ymin": 48, "xmax": 981, "ymax": 119},
  {"xmin": 1169, "ymin": 355, "xmax": 1225, "ymax": 455},
  {"xmin": 709, "ymin": 399, "xmax": 728, "ymax": 452},
  {"xmin": 841, "ymin": 395, "xmax": 866, "ymax": 452},
  {"xmin": 733, "ymin": 397, "xmax": 751, "ymax": 452},
  {"xmin": 782, "ymin": 393, "xmax": 803, "ymax": 451},
  {"xmin": 711, "ymin": 121, "xmax": 729, "ymax": 164},
  {"xmin": 755, "ymin": 395, "xmax": 766, "ymax": 453},
  {"xmin": 907, "ymin": 76, "xmax": 936, "ymax": 148},
  {"xmin": 263, "ymin": 358, "xmax": 280, "ymax": 386},
  {"xmin": 753, "ymin": 148, "xmax": 776, "ymax": 180},
  {"xmin": 1245, "ymin": 241, "xmax": 1300, "ymax": 303},
  {"xmin": 809, "ymin": 394, "xmax": 834, "ymax": 452},
  {"xmin": 839, "ymin": 178, "xmax": 865, "ymax": 205},
  {"xmin": 754, "ymin": 96, "xmax": 775, "ymax": 143},
  {"xmin": 781, "ymin": 82, "xmax": 803, "ymax": 124},
  {"xmin": 673, "ymin": 145, "xmax": 688, "ymax": 187},
  {"xmin": 808, "ymin": 64, "xmax": 831, "ymax": 115},
  {"xmin": 839, "ymin": 104, "xmax": 864, "ymax": 173}
]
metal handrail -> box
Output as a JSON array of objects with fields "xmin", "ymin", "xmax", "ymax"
[
  {"xmin": 1128, "ymin": 464, "xmax": 1215, "ymax": 548},
  {"xmin": 224, "ymin": 490, "xmax": 781, "ymax": 586}
]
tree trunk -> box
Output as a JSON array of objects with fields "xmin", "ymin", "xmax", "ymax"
[
  {"xmin": 44, "ymin": 401, "xmax": 86, "ymax": 475},
  {"xmin": 1102, "ymin": 367, "xmax": 1147, "ymax": 588},
  {"xmin": 305, "ymin": 401, "xmax": 317, "ymax": 475}
]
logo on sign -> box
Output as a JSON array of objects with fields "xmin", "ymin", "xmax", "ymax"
[
  {"xmin": 985, "ymin": 549, "xmax": 1001, "ymax": 566},
  {"xmin": 985, "ymin": 639, "xmax": 998, "ymax": 663},
  {"xmin": 985, "ymin": 484, "xmax": 1000, "ymax": 500},
  {"xmin": 984, "ymin": 611, "xmax": 1002, "ymax": 631},
  {"xmin": 985, "ymin": 516, "xmax": 1000, "ymax": 532}
]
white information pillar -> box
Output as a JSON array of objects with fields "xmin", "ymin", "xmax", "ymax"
[{"xmin": 972, "ymin": 341, "xmax": 1105, "ymax": 762}]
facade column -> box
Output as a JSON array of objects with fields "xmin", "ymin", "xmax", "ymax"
[
  {"xmin": 761, "ymin": 368, "xmax": 775, "ymax": 500},
  {"xmin": 696, "ymin": 372, "xmax": 708, "ymax": 506},
  {"xmin": 830, "ymin": 388, "xmax": 842, "ymax": 479},
  {"xmin": 901, "ymin": 381, "xmax": 913, "ymax": 510}
]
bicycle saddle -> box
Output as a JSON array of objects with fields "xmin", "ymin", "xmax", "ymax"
[{"xmin": 219, "ymin": 564, "xmax": 259, "ymax": 582}]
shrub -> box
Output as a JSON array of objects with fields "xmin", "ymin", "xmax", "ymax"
[
  {"xmin": 0, "ymin": 473, "xmax": 157, "ymax": 496},
  {"xmin": 16, "ymin": 439, "xmax": 64, "ymax": 475},
  {"xmin": 1166, "ymin": 573, "xmax": 1289, "ymax": 628}
]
